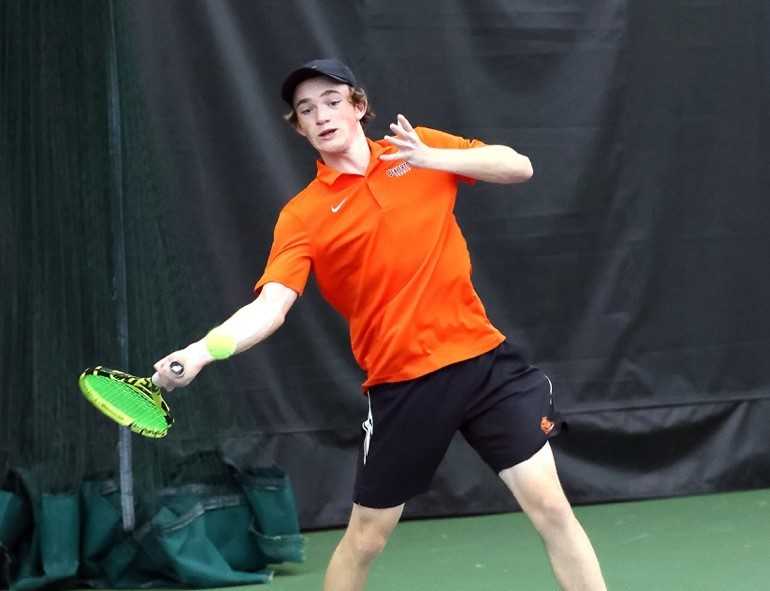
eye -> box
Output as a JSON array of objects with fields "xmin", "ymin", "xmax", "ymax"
[
  {"xmin": 329, "ymin": 100, "xmax": 342, "ymax": 107},
  {"xmin": 299, "ymin": 107, "xmax": 313, "ymax": 115}
]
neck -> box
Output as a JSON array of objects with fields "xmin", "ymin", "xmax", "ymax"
[{"xmin": 320, "ymin": 127, "xmax": 370, "ymax": 175}]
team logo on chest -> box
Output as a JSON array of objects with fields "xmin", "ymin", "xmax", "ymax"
[{"xmin": 385, "ymin": 161, "xmax": 412, "ymax": 177}]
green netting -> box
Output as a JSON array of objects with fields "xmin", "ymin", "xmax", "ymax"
[
  {"xmin": 1, "ymin": 5, "xmax": 306, "ymax": 590},
  {"xmin": 1, "ymin": 467, "xmax": 303, "ymax": 590}
]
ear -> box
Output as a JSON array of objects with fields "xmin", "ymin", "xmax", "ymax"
[
  {"xmin": 294, "ymin": 121, "xmax": 308, "ymax": 138},
  {"xmin": 354, "ymin": 99, "xmax": 367, "ymax": 121}
]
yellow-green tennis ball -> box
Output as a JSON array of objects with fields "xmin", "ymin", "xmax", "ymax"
[{"xmin": 205, "ymin": 331, "xmax": 237, "ymax": 360}]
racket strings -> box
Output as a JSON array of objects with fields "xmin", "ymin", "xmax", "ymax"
[{"xmin": 83, "ymin": 375, "xmax": 169, "ymax": 430}]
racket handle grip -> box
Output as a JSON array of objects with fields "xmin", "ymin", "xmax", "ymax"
[{"xmin": 150, "ymin": 361, "xmax": 185, "ymax": 388}]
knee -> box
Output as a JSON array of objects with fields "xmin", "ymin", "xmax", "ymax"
[
  {"xmin": 344, "ymin": 527, "xmax": 389, "ymax": 564},
  {"xmin": 526, "ymin": 494, "xmax": 575, "ymax": 535}
]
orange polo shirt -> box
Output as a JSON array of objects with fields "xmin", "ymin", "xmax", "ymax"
[{"xmin": 254, "ymin": 127, "xmax": 505, "ymax": 388}]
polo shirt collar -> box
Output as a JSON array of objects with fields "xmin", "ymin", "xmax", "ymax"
[{"xmin": 315, "ymin": 138, "xmax": 392, "ymax": 185}]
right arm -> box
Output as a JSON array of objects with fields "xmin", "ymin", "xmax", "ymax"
[{"xmin": 153, "ymin": 281, "xmax": 298, "ymax": 390}]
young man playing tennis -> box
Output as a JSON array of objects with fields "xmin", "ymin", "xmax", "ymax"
[{"xmin": 154, "ymin": 59, "xmax": 607, "ymax": 591}]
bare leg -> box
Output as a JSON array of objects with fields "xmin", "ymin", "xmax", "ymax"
[
  {"xmin": 323, "ymin": 502, "xmax": 404, "ymax": 591},
  {"xmin": 500, "ymin": 442, "xmax": 607, "ymax": 591}
]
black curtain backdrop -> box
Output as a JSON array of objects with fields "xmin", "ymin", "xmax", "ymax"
[{"xmin": 4, "ymin": 0, "xmax": 770, "ymax": 530}]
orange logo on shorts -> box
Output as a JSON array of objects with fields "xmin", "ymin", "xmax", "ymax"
[{"xmin": 540, "ymin": 417, "xmax": 555, "ymax": 435}]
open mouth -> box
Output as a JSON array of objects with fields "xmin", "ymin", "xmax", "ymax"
[{"xmin": 319, "ymin": 128, "xmax": 337, "ymax": 140}]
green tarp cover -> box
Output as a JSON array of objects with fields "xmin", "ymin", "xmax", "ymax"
[{"xmin": 0, "ymin": 467, "xmax": 304, "ymax": 590}]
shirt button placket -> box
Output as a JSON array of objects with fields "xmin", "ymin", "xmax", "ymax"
[{"xmin": 367, "ymin": 178, "xmax": 386, "ymax": 209}]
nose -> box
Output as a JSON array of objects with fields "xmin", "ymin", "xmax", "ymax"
[{"xmin": 315, "ymin": 104, "xmax": 331, "ymax": 125}]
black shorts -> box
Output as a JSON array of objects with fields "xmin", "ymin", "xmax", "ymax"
[{"xmin": 353, "ymin": 341, "xmax": 562, "ymax": 508}]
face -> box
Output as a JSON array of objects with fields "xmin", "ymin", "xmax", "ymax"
[{"xmin": 293, "ymin": 77, "xmax": 366, "ymax": 155}]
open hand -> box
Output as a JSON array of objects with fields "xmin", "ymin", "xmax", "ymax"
[{"xmin": 380, "ymin": 114, "xmax": 434, "ymax": 168}]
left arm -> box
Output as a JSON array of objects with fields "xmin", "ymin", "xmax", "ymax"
[{"xmin": 380, "ymin": 114, "xmax": 533, "ymax": 184}]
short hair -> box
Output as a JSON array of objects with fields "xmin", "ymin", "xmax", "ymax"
[{"xmin": 284, "ymin": 85, "xmax": 375, "ymax": 128}]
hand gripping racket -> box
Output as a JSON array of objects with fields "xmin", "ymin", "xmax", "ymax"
[{"xmin": 77, "ymin": 362, "xmax": 183, "ymax": 438}]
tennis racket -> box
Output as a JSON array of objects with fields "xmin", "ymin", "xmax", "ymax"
[{"xmin": 78, "ymin": 362, "xmax": 183, "ymax": 438}]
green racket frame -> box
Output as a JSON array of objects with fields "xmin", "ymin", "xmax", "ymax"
[{"xmin": 78, "ymin": 366, "xmax": 174, "ymax": 438}]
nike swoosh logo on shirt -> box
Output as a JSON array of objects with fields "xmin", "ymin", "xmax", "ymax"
[{"xmin": 331, "ymin": 197, "xmax": 349, "ymax": 213}]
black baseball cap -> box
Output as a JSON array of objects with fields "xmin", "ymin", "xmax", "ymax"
[{"xmin": 281, "ymin": 58, "xmax": 358, "ymax": 105}]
